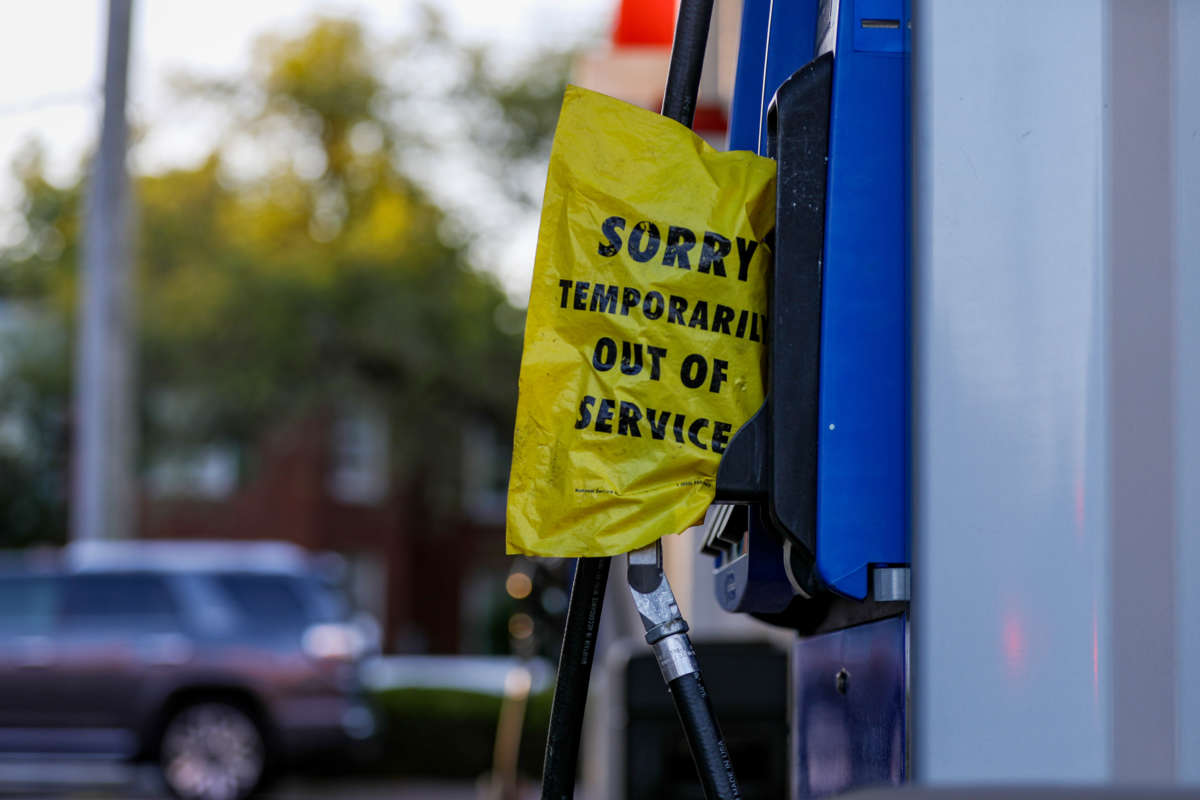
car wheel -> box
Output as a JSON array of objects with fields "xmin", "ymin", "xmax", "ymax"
[{"xmin": 159, "ymin": 701, "xmax": 267, "ymax": 800}]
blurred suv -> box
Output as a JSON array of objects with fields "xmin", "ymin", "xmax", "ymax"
[{"xmin": 0, "ymin": 540, "xmax": 378, "ymax": 800}]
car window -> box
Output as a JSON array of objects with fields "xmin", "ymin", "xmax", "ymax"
[
  {"xmin": 0, "ymin": 575, "xmax": 58, "ymax": 635},
  {"xmin": 300, "ymin": 577, "xmax": 349, "ymax": 623},
  {"xmin": 213, "ymin": 574, "xmax": 312, "ymax": 633},
  {"xmin": 60, "ymin": 573, "xmax": 182, "ymax": 632}
]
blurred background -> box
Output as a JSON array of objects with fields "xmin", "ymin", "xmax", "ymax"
[{"xmin": 0, "ymin": 1, "xmax": 780, "ymax": 798}]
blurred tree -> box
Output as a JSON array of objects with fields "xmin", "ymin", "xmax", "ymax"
[{"xmin": 0, "ymin": 15, "xmax": 570, "ymax": 547}]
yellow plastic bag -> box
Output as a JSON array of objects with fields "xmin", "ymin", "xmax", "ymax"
[{"xmin": 506, "ymin": 86, "xmax": 776, "ymax": 557}]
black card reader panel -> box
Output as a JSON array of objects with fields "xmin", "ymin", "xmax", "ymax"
[{"xmin": 716, "ymin": 53, "xmax": 833, "ymax": 568}]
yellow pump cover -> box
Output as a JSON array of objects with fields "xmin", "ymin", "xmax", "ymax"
[{"xmin": 506, "ymin": 86, "xmax": 776, "ymax": 557}]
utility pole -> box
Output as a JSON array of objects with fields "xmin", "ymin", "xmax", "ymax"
[{"xmin": 73, "ymin": 0, "xmax": 134, "ymax": 541}]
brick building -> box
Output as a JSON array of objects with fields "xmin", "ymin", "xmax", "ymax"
[{"xmin": 140, "ymin": 410, "xmax": 510, "ymax": 654}]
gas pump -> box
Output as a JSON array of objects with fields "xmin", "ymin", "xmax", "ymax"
[
  {"xmin": 587, "ymin": 0, "xmax": 1198, "ymax": 795},
  {"xmin": 704, "ymin": 0, "xmax": 912, "ymax": 795},
  {"xmin": 535, "ymin": 1, "xmax": 912, "ymax": 797},
  {"xmin": 710, "ymin": 0, "xmax": 911, "ymax": 619}
]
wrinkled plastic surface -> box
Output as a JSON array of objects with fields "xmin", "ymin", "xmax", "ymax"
[{"xmin": 506, "ymin": 86, "xmax": 776, "ymax": 557}]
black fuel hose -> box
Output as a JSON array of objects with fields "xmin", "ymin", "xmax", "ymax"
[
  {"xmin": 659, "ymin": 2, "xmax": 742, "ymax": 798},
  {"xmin": 539, "ymin": 2, "xmax": 715, "ymax": 798},
  {"xmin": 661, "ymin": 0, "xmax": 715, "ymax": 127},
  {"xmin": 540, "ymin": 557, "xmax": 610, "ymax": 800},
  {"xmin": 669, "ymin": 671, "xmax": 741, "ymax": 799}
]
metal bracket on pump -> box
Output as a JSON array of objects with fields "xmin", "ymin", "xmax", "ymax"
[
  {"xmin": 626, "ymin": 539, "xmax": 741, "ymax": 800},
  {"xmin": 628, "ymin": 542, "xmax": 697, "ymax": 682}
]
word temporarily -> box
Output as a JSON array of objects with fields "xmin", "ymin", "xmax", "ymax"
[
  {"xmin": 573, "ymin": 395, "xmax": 734, "ymax": 454},
  {"xmin": 557, "ymin": 279, "xmax": 765, "ymax": 343},
  {"xmin": 596, "ymin": 217, "xmax": 767, "ymax": 282}
]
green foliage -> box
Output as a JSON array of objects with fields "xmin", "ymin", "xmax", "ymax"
[
  {"xmin": 0, "ymin": 448, "xmax": 67, "ymax": 549},
  {"xmin": 0, "ymin": 15, "xmax": 571, "ymax": 536},
  {"xmin": 454, "ymin": 42, "xmax": 576, "ymax": 208},
  {"xmin": 368, "ymin": 684, "xmax": 553, "ymax": 778}
]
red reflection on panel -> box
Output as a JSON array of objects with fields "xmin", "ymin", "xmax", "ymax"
[
  {"xmin": 1075, "ymin": 476, "xmax": 1086, "ymax": 540},
  {"xmin": 1002, "ymin": 610, "xmax": 1027, "ymax": 677}
]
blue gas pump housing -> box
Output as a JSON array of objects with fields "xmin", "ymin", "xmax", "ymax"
[{"xmin": 708, "ymin": 0, "xmax": 911, "ymax": 611}]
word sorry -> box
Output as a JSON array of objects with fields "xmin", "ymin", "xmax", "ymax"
[{"xmin": 596, "ymin": 216, "xmax": 768, "ymax": 282}]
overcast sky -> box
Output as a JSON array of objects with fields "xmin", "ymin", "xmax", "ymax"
[{"xmin": 0, "ymin": 0, "xmax": 614, "ymax": 302}]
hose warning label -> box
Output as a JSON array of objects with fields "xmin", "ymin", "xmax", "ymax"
[{"xmin": 506, "ymin": 86, "xmax": 776, "ymax": 558}]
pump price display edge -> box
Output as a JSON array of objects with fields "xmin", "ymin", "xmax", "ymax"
[{"xmin": 506, "ymin": 86, "xmax": 777, "ymax": 559}]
